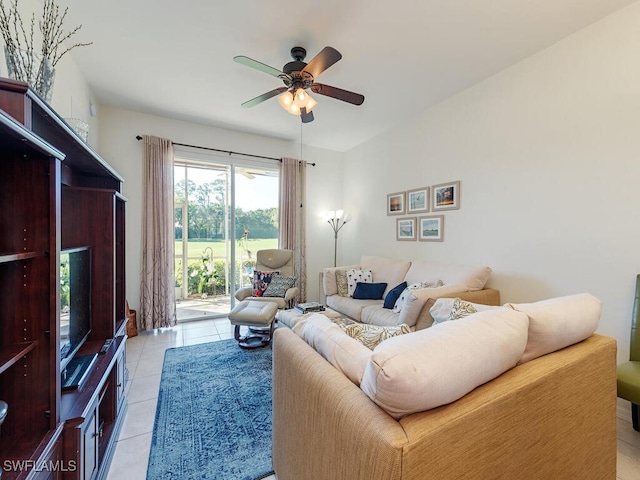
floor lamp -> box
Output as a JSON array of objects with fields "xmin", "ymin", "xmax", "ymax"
[{"xmin": 326, "ymin": 210, "xmax": 350, "ymax": 267}]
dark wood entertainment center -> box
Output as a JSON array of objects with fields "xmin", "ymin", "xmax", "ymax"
[{"xmin": 0, "ymin": 79, "xmax": 128, "ymax": 480}]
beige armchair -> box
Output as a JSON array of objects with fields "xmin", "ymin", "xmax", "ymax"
[{"xmin": 235, "ymin": 249, "xmax": 298, "ymax": 309}]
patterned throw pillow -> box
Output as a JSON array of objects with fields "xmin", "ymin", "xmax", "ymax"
[
  {"xmin": 339, "ymin": 323, "xmax": 411, "ymax": 350},
  {"xmin": 263, "ymin": 274, "xmax": 297, "ymax": 297},
  {"xmin": 335, "ymin": 269, "xmax": 349, "ymax": 297},
  {"xmin": 346, "ymin": 269, "xmax": 373, "ymax": 296},
  {"xmin": 252, "ymin": 270, "xmax": 279, "ymax": 297},
  {"xmin": 408, "ymin": 279, "xmax": 444, "ymax": 290},
  {"xmin": 448, "ymin": 297, "xmax": 478, "ymax": 321}
]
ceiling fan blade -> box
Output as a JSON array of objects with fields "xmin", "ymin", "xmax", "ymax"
[
  {"xmin": 302, "ymin": 47, "xmax": 342, "ymax": 79},
  {"xmin": 234, "ymin": 55, "xmax": 288, "ymax": 79},
  {"xmin": 241, "ymin": 87, "xmax": 288, "ymax": 108},
  {"xmin": 310, "ymin": 83, "xmax": 365, "ymax": 106},
  {"xmin": 300, "ymin": 107, "xmax": 314, "ymax": 123}
]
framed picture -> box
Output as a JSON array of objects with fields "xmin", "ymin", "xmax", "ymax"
[
  {"xmin": 418, "ymin": 215, "xmax": 444, "ymax": 242},
  {"xmin": 432, "ymin": 181, "xmax": 460, "ymax": 211},
  {"xmin": 407, "ymin": 187, "xmax": 429, "ymax": 214},
  {"xmin": 396, "ymin": 217, "xmax": 416, "ymax": 241},
  {"xmin": 387, "ymin": 191, "xmax": 405, "ymax": 216}
]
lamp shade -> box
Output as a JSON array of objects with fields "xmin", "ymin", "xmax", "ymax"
[{"xmin": 279, "ymin": 89, "xmax": 318, "ymax": 115}]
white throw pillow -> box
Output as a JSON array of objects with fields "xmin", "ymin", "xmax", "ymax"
[
  {"xmin": 360, "ymin": 308, "xmax": 529, "ymax": 419},
  {"xmin": 346, "ymin": 269, "xmax": 373, "ymax": 296},
  {"xmin": 505, "ymin": 293, "xmax": 601, "ymax": 364}
]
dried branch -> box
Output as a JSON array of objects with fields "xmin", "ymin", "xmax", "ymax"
[{"xmin": 0, "ymin": 0, "xmax": 92, "ymax": 95}]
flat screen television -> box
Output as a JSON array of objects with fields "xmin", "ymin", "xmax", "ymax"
[{"xmin": 60, "ymin": 246, "xmax": 92, "ymax": 371}]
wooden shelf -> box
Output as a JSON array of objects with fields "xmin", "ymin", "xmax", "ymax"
[
  {"xmin": 0, "ymin": 341, "xmax": 37, "ymax": 374},
  {"xmin": 0, "ymin": 251, "xmax": 37, "ymax": 264}
]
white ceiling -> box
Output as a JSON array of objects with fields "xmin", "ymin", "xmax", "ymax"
[{"xmin": 62, "ymin": 0, "xmax": 635, "ymax": 152}]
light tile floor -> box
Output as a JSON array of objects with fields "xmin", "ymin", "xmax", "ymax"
[{"xmin": 106, "ymin": 318, "xmax": 638, "ymax": 480}]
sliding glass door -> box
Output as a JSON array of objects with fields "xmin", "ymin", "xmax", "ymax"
[{"xmin": 173, "ymin": 153, "xmax": 279, "ymax": 321}]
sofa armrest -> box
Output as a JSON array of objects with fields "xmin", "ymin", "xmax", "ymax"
[
  {"xmin": 456, "ymin": 287, "xmax": 501, "ymax": 305},
  {"xmin": 398, "ymin": 334, "xmax": 616, "ymax": 480},
  {"xmin": 272, "ymin": 328, "xmax": 407, "ymax": 480},
  {"xmin": 283, "ymin": 286, "xmax": 299, "ymax": 307}
]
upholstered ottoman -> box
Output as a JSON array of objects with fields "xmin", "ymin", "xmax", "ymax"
[{"xmin": 229, "ymin": 300, "xmax": 279, "ymax": 348}]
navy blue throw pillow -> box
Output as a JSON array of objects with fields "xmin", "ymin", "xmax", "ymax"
[
  {"xmin": 383, "ymin": 281, "xmax": 408, "ymax": 309},
  {"xmin": 352, "ymin": 282, "xmax": 388, "ymax": 300}
]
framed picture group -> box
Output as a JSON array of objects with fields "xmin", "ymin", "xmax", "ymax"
[{"xmin": 388, "ymin": 181, "xmax": 460, "ymax": 242}]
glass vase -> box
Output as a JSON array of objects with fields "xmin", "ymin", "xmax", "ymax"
[{"xmin": 4, "ymin": 47, "xmax": 56, "ymax": 103}]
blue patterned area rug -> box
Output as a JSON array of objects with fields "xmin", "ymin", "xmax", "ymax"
[{"xmin": 146, "ymin": 339, "xmax": 274, "ymax": 480}]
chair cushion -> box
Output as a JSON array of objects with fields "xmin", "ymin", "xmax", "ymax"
[
  {"xmin": 617, "ymin": 361, "xmax": 640, "ymax": 404},
  {"xmin": 229, "ymin": 300, "xmax": 279, "ymax": 326}
]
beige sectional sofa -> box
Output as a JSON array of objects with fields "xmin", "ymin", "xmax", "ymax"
[
  {"xmin": 272, "ymin": 293, "xmax": 617, "ymax": 480},
  {"xmin": 320, "ymin": 255, "xmax": 500, "ymax": 327}
]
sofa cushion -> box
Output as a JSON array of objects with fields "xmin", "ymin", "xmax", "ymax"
[
  {"xmin": 263, "ymin": 274, "xmax": 297, "ymax": 297},
  {"xmin": 339, "ymin": 323, "xmax": 411, "ymax": 350},
  {"xmin": 397, "ymin": 283, "xmax": 469, "ymax": 327},
  {"xmin": 360, "ymin": 256, "xmax": 411, "ymax": 296},
  {"xmin": 414, "ymin": 298, "xmax": 437, "ymax": 331},
  {"xmin": 505, "ymin": 293, "xmax": 601, "ymax": 364},
  {"xmin": 326, "ymin": 295, "xmax": 381, "ymax": 322},
  {"xmin": 346, "ymin": 269, "xmax": 373, "ymax": 296},
  {"xmin": 295, "ymin": 313, "xmax": 372, "ymax": 386},
  {"xmin": 383, "ymin": 281, "xmax": 407, "ymax": 309},
  {"xmin": 353, "ymin": 282, "xmax": 387, "ymax": 300},
  {"xmin": 360, "ymin": 304, "xmax": 402, "ymax": 327},
  {"xmin": 404, "ymin": 261, "xmax": 492, "ymax": 291},
  {"xmin": 360, "ymin": 308, "xmax": 529, "ymax": 419}
]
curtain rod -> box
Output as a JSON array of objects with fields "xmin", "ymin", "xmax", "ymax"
[{"xmin": 135, "ymin": 135, "xmax": 315, "ymax": 166}]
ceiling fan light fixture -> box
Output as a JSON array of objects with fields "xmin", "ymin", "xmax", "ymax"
[
  {"xmin": 277, "ymin": 91, "xmax": 293, "ymax": 108},
  {"xmin": 278, "ymin": 90, "xmax": 307, "ymax": 115},
  {"xmin": 293, "ymin": 88, "xmax": 318, "ymax": 112}
]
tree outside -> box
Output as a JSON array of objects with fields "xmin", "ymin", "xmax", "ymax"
[{"xmin": 174, "ymin": 167, "xmax": 278, "ymax": 299}]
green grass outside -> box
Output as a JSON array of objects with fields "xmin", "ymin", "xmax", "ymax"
[{"xmin": 175, "ymin": 238, "xmax": 278, "ymax": 260}]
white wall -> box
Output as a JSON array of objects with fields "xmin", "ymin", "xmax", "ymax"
[
  {"xmin": 96, "ymin": 107, "xmax": 345, "ymax": 310},
  {"xmin": 342, "ymin": 1, "xmax": 640, "ymax": 362}
]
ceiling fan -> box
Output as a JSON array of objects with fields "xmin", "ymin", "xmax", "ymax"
[{"xmin": 234, "ymin": 46, "xmax": 365, "ymax": 123}]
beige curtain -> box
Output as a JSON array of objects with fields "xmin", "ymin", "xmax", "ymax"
[
  {"xmin": 140, "ymin": 135, "xmax": 177, "ymax": 329},
  {"xmin": 279, "ymin": 157, "xmax": 307, "ymax": 302}
]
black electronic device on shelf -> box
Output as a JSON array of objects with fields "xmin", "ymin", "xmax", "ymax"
[
  {"xmin": 60, "ymin": 246, "xmax": 92, "ymax": 371},
  {"xmin": 61, "ymin": 353, "xmax": 98, "ymax": 390}
]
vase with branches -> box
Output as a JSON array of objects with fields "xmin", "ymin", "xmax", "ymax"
[{"xmin": 0, "ymin": 0, "xmax": 91, "ymax": 102}]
